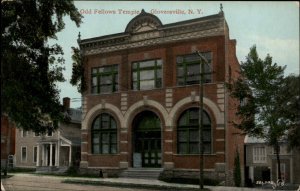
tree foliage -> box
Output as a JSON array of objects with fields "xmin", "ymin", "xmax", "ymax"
[
  {"xmin": 1, "ymin": 0, "xmax": 82, "ymax": 133},
  {"xmin": 228, "ymin": 45, "xmax": 299, "ymax": 181},
  {"xmin": 70, "ymin": 46, "xmax": 86, "ymax": 93}
]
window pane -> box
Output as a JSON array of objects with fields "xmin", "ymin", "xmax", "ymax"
[
  {"xmin": 102, "ymin": 133, "xmax": 109, "ymax": 143},
  {"xmin": 100, "ymin": 75, "xmax": 112, "ymax": 85},
  {"xmin": 176, "ymin": 56, "xmax": 183, "ymax": 63},
  {"xmin": 111, "ymin": 133, "xmax": 117, "ymax": 143},
  {"xmin": 92, "ymin": 68, "xmax": 98, "ymax": 74},
  {"xmin": 133, "ymin": 82, "xmax": 138, "ymax": 90},
  {"xmin": 187, "ymin": 64, "xmax": 200, "ymax": 75},
  {"xmin": 204, "ymin": 143, "xmax": 211, "ymax": 154},
  {"xmin": 93, "ymin": 135, "xmax": 99, "ymax": 144},
  {"xmin": 93, "ymin": 145, "xmax": 99, "ymax": 154},
  {"xmin": 140, "ymin": 80, "xmax": 155, "ymax": 90},
  {"xmin": 156, "ymin": 59, "xmax": 162, "ymax": 66},
  {"xmin": 93, "ymin": 118, "xmax": 100, "ymax": 129},
  {"xmin": 178, "ymin": 131, "xmax": 187, "ymax": 142},
  {"xmin": 111, "ymin": 144, "xmax": 117, "ymax": 154},
  {"xmin": 190, "ymin": 130, "xmax": 199, "ymax": 142},
  {"xmin": 102, "ymin": 144, "xmax": 109, "ymax": 154},
  {"xmin": 111, "ymin": 119, "xmax": 116, "ymax": 129},
  {"xmin": 140, "ymin": 60, "xmax": 155, "ymax": 68},
  {"xmin": 177, "ymin": 67, "xmax": 184, "ymax": 77},
  {"xmin": 140, "ymin": 70, "xmax": 154, "ymax": 80},
  {"xmin": 157, "ymin": 69, "xmax": 162, "ymax": 78},
  {"xmin": 133, "ymin": 62, "xmax": 138, "ymax": 69},
  {"xmin": 179, "ymin": 143, "xmax": 187, "ymax": 154},
  {"xmin": 185, "ymin": 54, "xmax": 198, "ymax": 62},
  {"xmin": 190, "ymin": 143, "xmax": 199, "ymax": 154},
  {"xmin": 203, "ymin": 130, "xmax": 211, "ymax": 142},
  {"xmin": 133, "ymin": 72, "xmax": 138, "ymax": 81},
  {"xmin": 100, "ymin": 85, "xmax": 112, "ymax": 93},
  {"xmin": 92, "ymin": 77, "xmax": 97, "ymax": 86}
]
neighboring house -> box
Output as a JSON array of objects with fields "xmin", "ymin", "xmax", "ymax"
[
  {"xmin": 1, "ymin": 115, "xmax": 16, "ymax": 169},
  {"xmin": 15, "ymin": 97, "xmax": 82, "ymax": 172},
  {"xmin": 78, "ymin": 8, "xmax": 244, "ymax": 185},
  {"xmin": 244, "ymin": 136, "xmax": 300, "ymax": 185}
]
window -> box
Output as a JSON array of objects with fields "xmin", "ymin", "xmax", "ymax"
[
  {"xmin": 132, "ymin": 59, "xmax": 162, "ymax": 90},
  {"xmin": 21, "ymin": 130, "xmax": 27, "ymax": 137},
  {"xmin": 177, "ymin": 108, "xmax": 212, "ymax": 154},
  {"xmin": 33, "ymin": 146, "xmax": 37, "ymax": 163},
  {"xmin": 21, "ymin": 146, "xmax": 27, "ymax": 163},
  {"xmin": 34, "ymin": 132, "xmax": 40, "ymax": 137},
  {"xmin": 92, "ymin": 113, "xmax": 117, "ymax": 154},
  {"xmin": 253, "ymin": 146, "xmax": 266, "ymax": 163},
  {"xmin": 91, "ymin": 65, "xmax": 118, "ymax": 94},
  {"xmin": 177, "ymin": 52, "xmax": 212, "ymax": 86},
  {"xmin": 47, "ymin": 130, "xmax": 53, "ymax": 137}
]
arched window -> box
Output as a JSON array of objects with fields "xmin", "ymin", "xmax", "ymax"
[
  {"xmin": 92, "ymin": 113, "xmax": 117, "ymax": 154},
  {"xmin": 177, "ymin": 108, "xmax": 211, "ymax": 154}
]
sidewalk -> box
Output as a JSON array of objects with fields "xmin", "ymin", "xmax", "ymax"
[
  {"xmin": 2, "ymin": 173, "xmax": 285, "ymax": 191},
  {"xmin": 63, "ymin": 177, "xmax": 266, "ymax": 191}
]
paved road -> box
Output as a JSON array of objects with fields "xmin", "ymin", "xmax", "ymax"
[{"xmin": 1, "ymin": 174, "xmax": 161, "ymax": 191}]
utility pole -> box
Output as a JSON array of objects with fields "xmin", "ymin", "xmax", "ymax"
[{"xmin": 196, "ymin": 51, "xmax": 209, "ymax": 190}]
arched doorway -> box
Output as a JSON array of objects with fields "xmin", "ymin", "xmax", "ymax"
[{"xmin": 132, "ymin": 111, "xmax": 161, "ymax": 168}]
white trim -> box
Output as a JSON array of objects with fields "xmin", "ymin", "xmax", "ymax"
[
  {"xmin": 124, "ymin": 99, "xmax": 169, "ymax": 127},
  {"xmin": 83, "ymin": 102, "xmax": 125, "ymax": 130},
  {"xmin": 169, "ymin": 96, "xmax": 224, "ymax": 126}
]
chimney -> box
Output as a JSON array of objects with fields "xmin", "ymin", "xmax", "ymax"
[{"xmin": 63, "ymin": 97, "xmax": 70, "ymax": 110}]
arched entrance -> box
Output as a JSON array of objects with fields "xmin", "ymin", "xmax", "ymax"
[{"xmin": 132, "ymin": 111, "xmax": 162, "ymax": 168}]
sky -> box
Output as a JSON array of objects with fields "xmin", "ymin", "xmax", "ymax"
[{"xmin": 53, "ymin": 1, "xmax": 300, "ymax": 108}]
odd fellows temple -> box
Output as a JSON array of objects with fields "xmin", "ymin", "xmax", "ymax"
[{"xmin": 78, "ymin": 7, "xmax": 244, "ymax": 185}]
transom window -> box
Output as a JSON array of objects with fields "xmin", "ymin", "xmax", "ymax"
[
  {"xmin": 92, "ymin": 113, "xmax": 117, "ymax": 154},
  {"xmin": 177, "ymin": 52, "xmax": 212, "ymax": 86},
  {"xmin": 91, "ymin": 65, "xmax": 118, "ymax": 94},
  {"xmin": 177, "ymin": 108, "xmax": 212, "ymax": 154},
  {"xmin": 132, "ymin": 59, "xmax": 162, "ymax": 90}
]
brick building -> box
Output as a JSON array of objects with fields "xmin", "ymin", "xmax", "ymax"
[
  {"xmin": 1, "ymin": 115, "xmax": 16, "ymax": 169},
  {"xmin": 78, "ymin": 8, "xmax": 244, "ymax": 185}
]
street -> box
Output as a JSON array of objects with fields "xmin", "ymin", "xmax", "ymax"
[{"xmin": 1, "ymin": 174, "xmax": 161, "ymax": 191}]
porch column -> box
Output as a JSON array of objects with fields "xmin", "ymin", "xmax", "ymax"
[
  {"xmin": 69, "ymin": 146, "xmax": 72, "ymax": 166},
  {"xmin": 36, "ymin": 144, "xmax": 40, "ymax": 166},
  {"xmin": 55, "ymin": 143, "xmax": 58, "ymax": 166},
  {"xmin": 45, "ymin": 144, "xmax": 48, "ymax": 166},
  {"xmin": 41, "ymin": 144, "xmax": 45, "ymax": 166},
  {"xmin": 57, "ymin": 140, "xmax": 60, "ymax": 166},
  {"xmin": 49, "ymin": 143, "xmax": 53, "ymax": 166}
]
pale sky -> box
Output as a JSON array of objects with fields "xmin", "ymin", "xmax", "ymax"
[{"xmin": 52, "ymin": 1, "xmax": 300, "ymax": 108}]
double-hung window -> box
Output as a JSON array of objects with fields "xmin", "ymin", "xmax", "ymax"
[
  {"xmin": 253, "ymin": 146, "xmax": 266, "ymax": 163},
  {"xmin": 177, "ymin": 52, "xmax": 212, "ymax": 86},
  {"xmin": 132, "ymin": 59, "xmax": 162, "ymax": 90},
  {"xmin": 92, "ymin": 65, "xmax": 118, "ymax": 94}
]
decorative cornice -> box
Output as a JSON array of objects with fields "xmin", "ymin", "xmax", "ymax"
[{"xmin": 79, "ymin": 11, "xmax": 225, "ymax": 56}]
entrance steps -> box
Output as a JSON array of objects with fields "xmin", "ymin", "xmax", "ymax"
[{"xmin": 119, "ymin": 168, "xmax": 163, "ymax": 179}]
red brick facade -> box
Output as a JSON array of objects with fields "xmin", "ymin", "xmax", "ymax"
[
  {"xmin": 1, "ymin": 115, "xmax": 16, "ymax": 161},
  {"xmin": 79, "ymin": 10, "xmax": 244, "ymax": 185}
]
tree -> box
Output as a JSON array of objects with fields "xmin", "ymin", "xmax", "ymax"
[
  {"xmin": 1, "ymin": 0, "xmax": 82, "ymax": 133},
  {"xmin": 70, "ymin": 46, "xmax": 86, "ymax": 93},
  {"xmin": 276, "ymin": 75, "xmax": 300, "ymax": 151},
  {"xmin": 229, "ymin": 45, "xmax": 291, "ymax": 182}
]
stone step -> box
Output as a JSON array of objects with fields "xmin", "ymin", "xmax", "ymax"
[{"xmin": 120, "ymin": 168, "xmax": 163, "ymax": 179}]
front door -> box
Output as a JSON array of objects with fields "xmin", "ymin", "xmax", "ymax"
[{"xmin": 133, "ymin": 111, "xmax": 161, "ymax": 168}]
